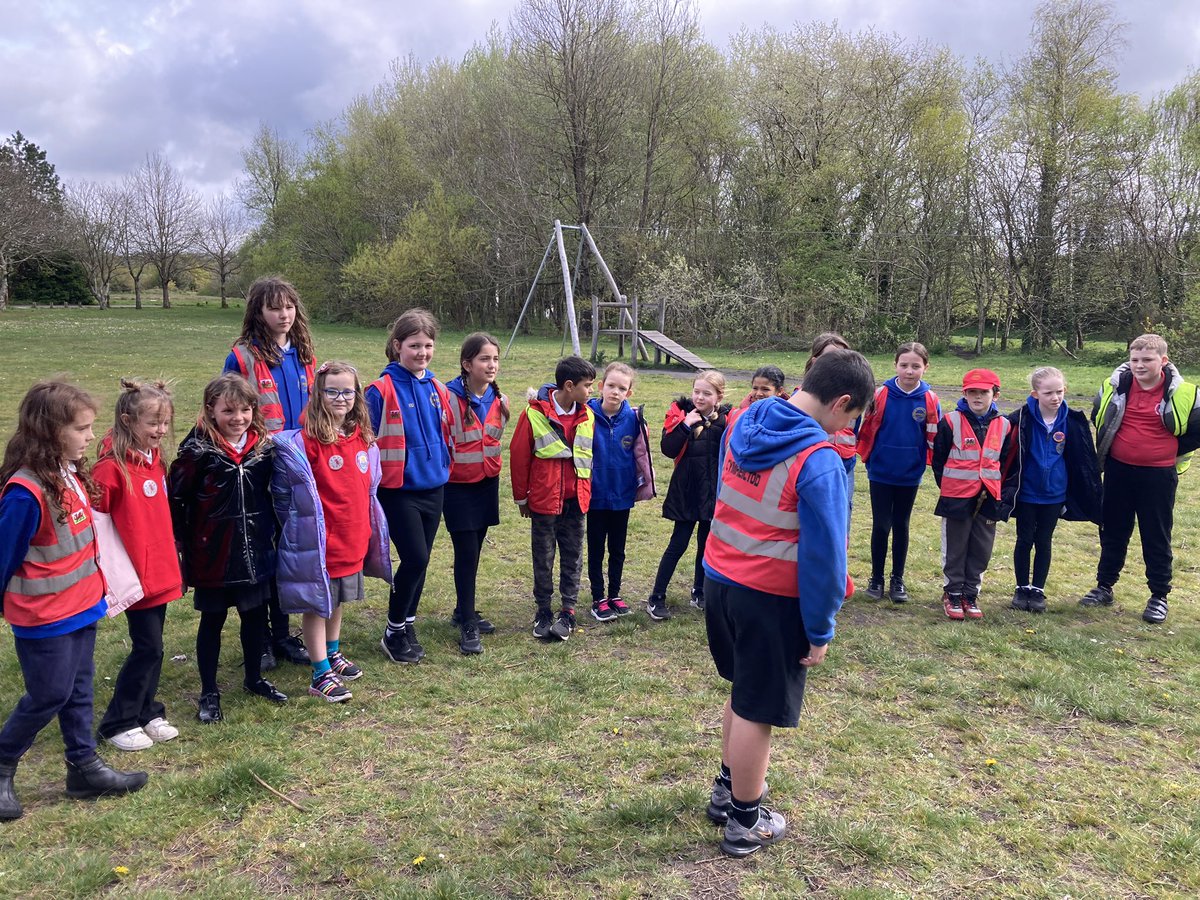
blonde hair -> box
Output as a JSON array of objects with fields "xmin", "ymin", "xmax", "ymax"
[
  {"xmin": 304, "ymin": 362, "xmax": 375, "ymax": 445},
  {"xmin": 1129, "ymin": 334, "xmax": 1168, "ymax": 356},
  {"xmin": 694, "ymin": 370, "xmax": 726, "ymax": 399},
  {"xmin": 385, "ymin": 308, "xmax": 438, "ymax": 362},
  {"xmin": 601, "ymin": 361, "xmax": 636, "ymax": 386},
  {"xmin": 104, "ymin": 379, "xmax": 175, "ymax": 490},
  {"xmin": 1029, "ymin": 366, "xmax": 1065, "ymax": 391},
  {"xmin": 197, "ymin": 374, "xmax": 270, "ymax": 452}
]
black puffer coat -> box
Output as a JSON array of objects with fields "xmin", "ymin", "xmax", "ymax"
[
  {"xmin": 168, "ymin": 427, "xmax": 278, "ymax": 589},
  {"xmin": 660, "ymin": 397, "xmax": 731, "ymax": 522}
]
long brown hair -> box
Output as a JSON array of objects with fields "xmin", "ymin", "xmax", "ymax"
[
  {"xmin": 303, "ymin": 361, "xmax": 375, "ymax": 445},
  {"xmin": 385, "ymin": 308, "xmax": 439, "ymax": 362},
  {"xmin": 196, "ymin": 374, "xmax": 270, "ymax": 453},
  {"xmin": 458, "ymin": 332, "xmax": 509, "ymax": 426},
  {"xmin": 103, "ymin": 379, "xmax": 174, "ymax": 491},
  {"xmin": 804, "ymin": 332, "xmax": 851, "ymax": 374},
  {"xmin": 238, "ymin": 276, "xmax": 315, "ymax": 367},
  {"xmin": 1, "ymin": 380, "xmax": 100, "ymax": 520}
]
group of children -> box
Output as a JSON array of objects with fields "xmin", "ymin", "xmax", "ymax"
[{"xmin": 1, "ymin": 280, "xmax": 1194, "ymax": 857}]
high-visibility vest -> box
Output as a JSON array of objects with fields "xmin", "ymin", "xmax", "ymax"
[
  {"xmin": 526, "ymin": 406, "xmax": 594, "ymax": 479},
  {"xmin": 940, "ymin": 410, "xmax": 1011, "ymax": 500},
  {"xmin": 231, "ymin": 343, "xmax": 315, "ymax": 434},
  {"xmin": 447, "ymin": 391, "xmax": 509, "ymax": 483},
  {"xmin": 704, "ymin": 441, "xmax": 829, "ymax": 598},
  {"xmin": 857, "ymin": 386, "xmax": 939, "ymax": 464},
  {"xmin": 1095, "ymin": 372, "xmax": 1199, "ymax": 474},
  {"xmin": 2, "ymin": 469, "xmax": 106, "ymax": 627},
  {"xmin": 370, "ymin": 374, "xmax": 452, "ymax": 489},
  {"xmin": 829, "ymin": 426, "xmax": 857, "ymax": 460}
]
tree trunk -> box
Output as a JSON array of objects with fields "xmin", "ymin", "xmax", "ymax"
[
  {"xmin": 134, "ymin": 277, "xmax": 142, "ymax": 310},
  {"xmin": 0, "ymin": 256, "xmax": 8, "ymax": 310},
  {"xmin": 220, "ymin": 276, "xmax": 229, "ymax": 309},
  {"xmin": 161, "ymin": 281, "xmax": 172, "ymax": 310}
]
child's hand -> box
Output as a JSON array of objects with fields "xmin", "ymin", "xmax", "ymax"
[
  {"xmin": 800, "ymin": 644, "xmax": 828, "ymax": 667},
  {"xmin": 683, "ymin": 411, "xmax": 703, "ymax": 428},
  {"xmin": 518, "ymin": 504, "xmax": 533, "ymax": 518}
]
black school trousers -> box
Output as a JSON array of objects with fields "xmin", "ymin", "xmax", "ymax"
[{"xmin": 1096, "ymin": 458, "xmax": 1177, "ymax": 597}]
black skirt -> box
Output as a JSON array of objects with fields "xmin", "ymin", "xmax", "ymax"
[
  {"xmin": 192, "ymin": 582, "xmax": 269, "ymax": 613},
  {"xmin": 442, "ymin": 476, "xmax": 501, "ymax": 533}
]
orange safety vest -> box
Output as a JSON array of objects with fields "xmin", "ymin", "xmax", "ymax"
[
  {"xmin": 829, "ymin": 426, "xmax": 856, "ymax": 460},
  {"xmin": 939, "ymin": 410, "xmax": 1011, "ymax": 501},
  {"xmin": 447, "ymin": 390, "xmax": 509, "ymax": 483},
  {"xmin": 370, "ymin": 375, "xmax": 452, "ymax": 489},
  {"xmin": 704, "ymin": 440, "xmax": 829, "ymax": 598},
  {"xmin": 2, "ymin": 469, "xmax": 106, "ymax": 627},
  {"xmin": 856, "ymin": 386, "xmax": 939, "ymax": 464},
  {"xmin": 231, "ymin": 343, "xmax": 315, "ymax": 434}
]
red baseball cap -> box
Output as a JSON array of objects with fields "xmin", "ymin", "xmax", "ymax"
[{"xmin": 962, "ymin": 368, "xmax": 1000, "ymax": 391}]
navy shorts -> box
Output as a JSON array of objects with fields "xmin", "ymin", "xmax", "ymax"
[{"xmin": 704, "ymin": 576, "xmax": 809, "ymax": 728}]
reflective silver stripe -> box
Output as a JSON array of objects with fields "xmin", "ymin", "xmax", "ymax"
[
  {"xmin": 533, "ymin": 430, "xmax": 570, "ymax": 457},
  {"xmin": 942, "ymin": 468, "xmax": 982, "ymax": 480},
  {"xmin": 573, "ymin": 434, "xmax": 593, "ymax": 452},
  {"xmin": 378, "ymin": 449, "xmax": 407, "ymax": 462},
  {"xmin": 981, "ymin": 448, "xmax": 1002, "ymax": 461},
  {"xmin": 710, "ymin": 518, "xmax": 798, "ymax": 562},
  {"xmin": 714, "ymin": 456, "xmax": 798, "ymax": 530},
  {"xmin": 482, "ymin": 445, "xmax": 502, "ymax": 458},
  {"xmin": 8, "ymin": 556, "xmax": 99, "ymax": 596},
  {"xmin": 454, "ymin": 450, "xmax": 485, "ymax": 463},
  {"xmin": 574, "ymin": 456, "xmax": 593, "ymax": 471},
  {"xmin": 24, "ymin": 522, "xmax": 92, "ymax": 563},
  {"xmin": 948, "ymin": 449, "xmax": 979, "ymax": 461},
  {"xmin": 830, "ymin": 433, "xmax": 855, "ymax": 446},
  {"xmin": 484, "ymin": 424, "xmax": 505, "ymax": 439}
]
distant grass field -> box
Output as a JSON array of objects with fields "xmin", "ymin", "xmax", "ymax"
[{"xmin": 0, "ymin": 301, "xmax": 1197, "ymax": 898}]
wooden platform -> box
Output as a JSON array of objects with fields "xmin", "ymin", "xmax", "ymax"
[{"xmin": 637, "ymin": 330, "xmax": 713, "ymax": 370}]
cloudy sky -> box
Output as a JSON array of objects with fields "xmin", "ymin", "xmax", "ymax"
[{"xmin": 2, "ymin": 0, "xmax": 1196, "ymax": 196}]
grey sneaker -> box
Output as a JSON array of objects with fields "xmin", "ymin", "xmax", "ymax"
[
  {"xmin": 864, "ymin": 578, "xmax": 884, "ymax": 600},
  {"xmin": 888, "ymin": 577, "xmax": 909, "ymax": 603},
  {"xmin": 706, "ymin": 779, "xmax": 768, "ymax": 825},
  {"xmin": 550, "ymin": 609, "xmax": 575, "ymax": 641},
  {"xmin": 1079, "ymin": 585, "xmax": 1115, "ymax": 607},
  {"xmin": 720, "ymin": 806, "xmax": 787, "ymax": 858}
]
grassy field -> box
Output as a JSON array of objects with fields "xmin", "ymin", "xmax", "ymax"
[{"xmin": 0, "ymin": 303, "xmax": 1197, "ymax": 899}]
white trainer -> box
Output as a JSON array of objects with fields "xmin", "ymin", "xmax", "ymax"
[
  {"xmin": 143, "ymin": 717, "xmax": 179, "ymax": 742},
  {"xmin": 106, "ymin": 727, "xmax": 154, "ymax": 751}
]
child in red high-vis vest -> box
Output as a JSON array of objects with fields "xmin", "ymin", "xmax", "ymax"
[
  {"xmin": 366, "ymin": 308, "xmax": 454, "ymax": 664},
  {"xmin": 94, "ymin": 379, "xmax": 184, "ymax": 752},
  {"xmin": 224, "ymin": 276, "xmax": 317, "ymax": 671},
  {"xmin": 803, "ymin": 333, "xmax": 856, "ymax": 530},
  {"xmin": 443, "ymin": 333, "xmax": 510, "ymax": 654},
  {"xmin": 0, "ymin": 381, "xmax": 148, "ymax": 821},
  {"xmin": 931, "ymin": 369, "xmax": 1017, "ymax": 621}
]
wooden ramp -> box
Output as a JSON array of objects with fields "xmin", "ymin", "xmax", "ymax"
[{"xmin": 638, "ymin": 330, "xmax": 713, "ymax": 370}]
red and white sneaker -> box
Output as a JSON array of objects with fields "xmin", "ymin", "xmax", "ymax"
[{"xmin": 943, "ymin": 593, "xmax": 965, "ymax": 621}]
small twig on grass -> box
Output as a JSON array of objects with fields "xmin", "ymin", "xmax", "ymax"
[
  {"xmin": 693, "ymin": 856, "xmax": 728, "ymax": 865},
  {"xmin": 250, "ymin": 771, "xmax": 306, "ymax": 812}
]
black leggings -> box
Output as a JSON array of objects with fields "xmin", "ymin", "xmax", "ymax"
[
  {"xmin": 587, "ymin": 508, "xmax": 630, "ymax": 602},
  {"xmin": 196, "ymin": 604, "xmax": 267, "ymax": 694},
  {"xmin": 869, "ymin": 481, "xmax": 919, "ymax": 581},
  {"xmin": 1013, "ymin": 501, "xmax": 1060, "ymax": 588},
  {"xmin": 378, "ymin": 485, "xmax": 444, "ymax": 624},
  {"xmin": 450, "ymin": 527, "xmax": 489, "ymax": 621},
  {"xmin": 651, "ymin": 520, "xmax": 710, "ymax": 598}
]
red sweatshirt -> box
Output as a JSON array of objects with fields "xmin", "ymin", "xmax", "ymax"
[
  {"xmin": 306, "ymin": 427, "xmax": 372, "ymax": 578},
  {"xmin": 93, "ymin": 438, "xmax": 183, "ymax": 609}
]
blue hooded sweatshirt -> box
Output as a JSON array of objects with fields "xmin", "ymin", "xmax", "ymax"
[
  {"xmin": 587, "ymin": 397, "xmax": 640, "ymax": 510},
  {"xmin": 1017, "ymin": 395, "xmax": 1068, "ymax": 505},
  {"xmin": 864, "ymin": 377, "xmax": 939, "ymax": 487},
  {"xmin": 703, "ymin": 397, "xmax": 849, "ymax": 647},
  {"xmin": 366, "ymin": 363, "xmax": 451, "ymax": 491},
  {"xmin": 223, "ymin": 343, "xmax": 310, "ymax": 431}
]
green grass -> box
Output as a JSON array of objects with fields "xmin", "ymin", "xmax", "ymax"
[{"xmin": 1, "ymin": 303, "xmax": 1198, "ymax": 897}]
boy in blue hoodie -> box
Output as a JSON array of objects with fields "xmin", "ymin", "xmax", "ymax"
[
  {"xmin": 585, "ymin": 362, "xmax": 654, "ymax": 622},
  {"xmin": 367, "ymin": 309, "xmax": 453, "ymax": 664},
  {"xmin": 702, "ymin": 349, "xmax": 874, "ymax": 858}
]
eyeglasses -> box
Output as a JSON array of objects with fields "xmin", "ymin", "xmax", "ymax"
[{"xmin": 321, "ymin": 388, "xmax": 356, "ymax": 401}]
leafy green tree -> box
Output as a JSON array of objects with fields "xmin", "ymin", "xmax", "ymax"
[{"xmin": 0, "ymin": 132, "xmax": 64, "ymax": 309}]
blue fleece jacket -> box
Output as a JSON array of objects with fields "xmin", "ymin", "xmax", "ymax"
[
  {"xmin": 366, "ymin": 363, "xmax": 451, "ymax": 491},
  {"xmin": 223, "ymin": 342, "xmax": 310, "ymax": 430},
  {"xmin": 1017, "ymin": 395, "xmax": 1068, "ymax": 505},
  {"xmin": 587, "ymin": 397, "xmax": 639, "ymax": 510},
  {"xmin": 445, "ymin": 376, "xmax": 497, "ymax": 425},
  {"xmin": 0, "ymin": 485, "xmax": 107, "ymax": 638},
  {"xmin": 864, "ymin": 377, "xmax": 939, "ymax": 487},
  {"xmin": 704, "ymin": 397, "xmax": 849, "ymax": 646}
]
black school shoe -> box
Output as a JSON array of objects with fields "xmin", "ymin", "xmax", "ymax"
[
  {"xmin": 65, "ymin": 756, "xmax": 148, "ymax": 799},
  {"xmin": 243, "ymin": 678, "xmax": 288, "ymax": 703},
  {"xmin": 459, "ymin": 621, "xmax": 483, "ymax": 655},
  {"xmin": 406, "ymin": 622, "xmax": 427, "ymax": 660},
  {"xmin": 452, "ymin": 610, "xmax": 495, "ymax": 634},
  {"xmin": 273, "ymin": 635, "xmax": 310, "ymax": 665},
  {"xmin": 0, "ymin": 760, "xmax": 22, "ymax": 820},
  {"xmin": 1143, "ymin": 596, "xmax": 1169, "ymax": 624},
  {"xmin": 1079, "ymin": 585, "xmax": 1115, "ymax": 607},
  {"xmin": 197, "ymin": 692, "xmax": 223, "ymax": 724},
  {"xmin": 888, "ymin": 577, "xmax": 909, "ymax": 604},
  {"xmin": 381, "ymin": 627, "xmax": 421, "ymax": 664}
]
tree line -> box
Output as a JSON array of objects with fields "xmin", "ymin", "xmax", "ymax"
[{"xmin": 4, "ymin": 0, "xmax": 1199, "ymax": 359}]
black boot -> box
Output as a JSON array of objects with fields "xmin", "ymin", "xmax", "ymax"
[
  {"xmin": 65, "ymin": 755, "xmax": 148, "ymax": 799},
  {"xmin": 0, "ymin": 760, "xmax": 22, "ymax": 820}
]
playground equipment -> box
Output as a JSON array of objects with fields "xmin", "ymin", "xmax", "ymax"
[{"xmin": 505, "ymin": 221, "xmax": 712, "ymax": 371}]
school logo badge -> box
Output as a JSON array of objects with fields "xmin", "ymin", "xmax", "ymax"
[
  {"xmin": 1053, "ymin": 431, "xmax": 1066, "ymax": 454},
  {"xmin": 143, "ymin": 479, "xmax": 158, "ymax": 497},
  {"xmin": 913, "ymin": 408, "xmax": 927, "ymax": 422},
  {"xmin": 356, "ymin": 451, "xmax": 369, "ymax": 473},
  {"xmin": 621, "ymin": 435, "xmax": 634, "ymax": 450},
  {"xmin": 329, "ymin": 455, "xmax": 344, "ymax": 471}
]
